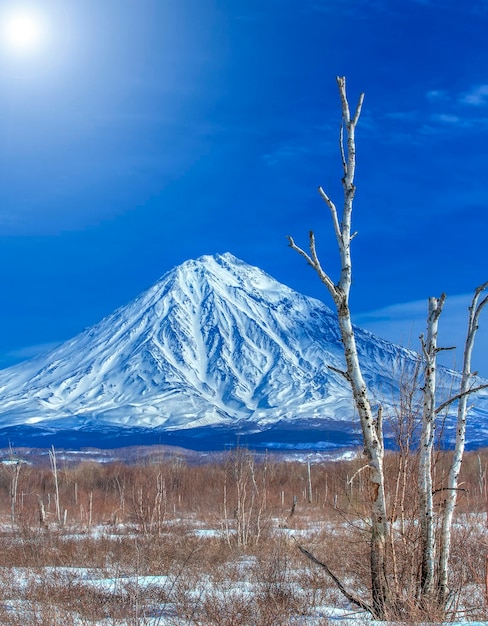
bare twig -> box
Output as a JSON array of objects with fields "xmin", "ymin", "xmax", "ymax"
[{"xmin": 295, "ymin": 540, "xmax": 376, "ymax": 617}]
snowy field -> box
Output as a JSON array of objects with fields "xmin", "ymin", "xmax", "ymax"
[
  {"xmin": 0, "ymin": 449, "xmax": 487, "ymax": 624},
  {"xmin": 0, "ymin": 515, "xmax": 486, "ymax": 625},
  {"xmin": 0, "ymin": 524, "xmax": 363, "ymax": 625}
]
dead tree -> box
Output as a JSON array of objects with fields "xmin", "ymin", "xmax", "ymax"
[
  {"xmin": 289, "ymin": 76, "xmax": 488, "ymax": 620},
  {"xmin": 436, "ymin": 283, "xmax": 488, "ymax": 605},
  {"xmin": 6, "ymin": 445, "xmax": 22, "ymax": 527},
  {"xmin": 416, "ymin": 287, "xmax": 488, "ymax": 614},
  {"xmin": 418, "ymin": 295, "xmax": 446, "ymax": 601},
  {"xmin": 49, "ymin": 445, "xmax": 61, "ymax": 524},
  {"xmin": 288, "ymin": 75, "xmax": 389, "ymax": 619}
]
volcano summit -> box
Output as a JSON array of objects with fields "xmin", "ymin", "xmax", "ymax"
[{"xmin": 0, "ymin": 253, "xmax": 486, "ymax": 450}]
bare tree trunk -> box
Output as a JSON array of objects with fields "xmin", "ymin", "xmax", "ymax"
[
  {"xmin": 288, "ymin": 75, "xmax": 488, "ymax": 621},
  {"xmin": 49, "ymin": 445, "xmax": 61, "ymax": 524},
  {"xmin": 288, "ymin": 76, "xmax": 389, "ymax": 618},
  {"xmin": 7, "ymin": 445, "xmax": 21, "ymax": 528},
  {"xmin": 10, "ymin": 462, "xmax": 21, "ymax": 527},
  {"xmin": 307, "ymin": 459, "xmax": 312, "ymax": 504},
  {"xmin": 37, "ymin": 495, "xmax": 46, "ymax": 528},
  {"xmin": 339, "ymin": 305, "xmax": 390, "ymax": 617},
  {"xmin": 418, "ymin": 295, "xmax": 445, "ymax": 601},
  {"xmin": 437, "ymin": 282, "xmax": 488, "ymax": 605}
]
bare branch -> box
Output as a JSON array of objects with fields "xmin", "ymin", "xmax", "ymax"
[
  {"xmin": 472, "ymin": 284, "xmax": 488, "ymax": 327},
  {"xmin": 308, "ymin": 231, "xmax": 338, "ymax": 296},
  {"xmin": 473, "ymin": 280, "xmax": 488, "ymax": 301},
  {"xmin": 318, "ymin": 186, "xmax": 342, "ymax": 243},
  {"xmin": 287, "ymin": 234, "xmax": 337, "ymax": 297},
  {"xmin": 295, "ymin": 541, "xmax": 376, "ymax": 617},
  {"xmin": 352, "ymin": 92, "xmax": 365, "ymax": 126},
  {"xmin": 433, "ymin": 487, "xmax": 468, "ymax": 496},
  {"xmin": 339, "ymin": 122, "xmax": 347, "ymax": 175},
  {"xmin": 347, "ymin": 463, "xmax": 369, "ymax": 486},
  {"xmin": 336, "ymin": 76, "xmax": 364, "ymax": 130},
  {"xmin": 327, "ymin": 364, "xmax": 351, "ymax": 382},
  {"xmin": 287, "ymin": 235, "xmax": 315, "ymax": 267},
  {"xmin": 435, "ymin": 383, "xmax": 488, "ymax": 415},
  {"xmin": 419, "ymin": 333, "xmax": 428, "ymax": 360},
  {"xmin": 336, "ymin": 76, "xmax": 350, "ymax": 125},
  {"xmin": 478, "ymin": 294, "xmax": 488, "ymax": 316}
]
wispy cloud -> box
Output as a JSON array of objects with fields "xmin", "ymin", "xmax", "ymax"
[
  {"xmin": 430, "ymin": 113, "xmax": 460, "ymax": 124},
  {"xmin": 345, "ymin": 82, "xmax": 488, "ymax": 145},
  {"xmin": 423, "ymin": 84, "xmax": 488, "ymax": 131},
  {"xmin": 382, "ymin": 84, "xmax": 488, "ymax": 137},
  {"xmin": 426, "ymin": 89, "xmax": 448, "ymax": 102},
  {"xmin": 460, "ymin": 84, "xmax": 488, "ymax": 106},
  {"xmin": 426, "ymin": 83, "xmax": 488, "ymax": 108},
  {"xmin": 354, "ymin": 295, "xmax": 488, "ymax": 376}
]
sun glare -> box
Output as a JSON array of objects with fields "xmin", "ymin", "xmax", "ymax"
[{"xmin": 1, "ymin": 8, "xmax": 46, "ymax": 55}]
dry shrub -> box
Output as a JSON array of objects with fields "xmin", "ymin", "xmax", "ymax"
[{"xmin": 0, "ymin": 448, "xmax": 485, "ymax": 623}]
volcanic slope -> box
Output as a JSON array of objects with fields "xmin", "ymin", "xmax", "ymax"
[{"xmin": 0, "ymin": 253, "xmax": 485, "ymax": 448}]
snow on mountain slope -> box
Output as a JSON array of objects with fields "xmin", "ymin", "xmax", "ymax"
[{"xmin": 0, "ymin": 253, "xmax": 485, "ymax": 447}]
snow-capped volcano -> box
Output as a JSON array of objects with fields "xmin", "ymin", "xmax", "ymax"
[{"xmin": 0, "ymin": 253, "xmax": 486, "ymax": 449}]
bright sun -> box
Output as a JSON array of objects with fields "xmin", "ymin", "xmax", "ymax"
[{"xmin": 1, "ymin": 8, "xmax": 46, "ymax": 55}]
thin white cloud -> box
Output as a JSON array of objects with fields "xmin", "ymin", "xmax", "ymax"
[
  {"xmin": 430, "ymin": 113, "xmax": 460, "ymax": 124},
  {"xmin": 426, "ymin": 84, "xmax": 488, "ymax": 108},
  {"xmin": 399, "ymin": 85, "xmax": 488, "ymax": 134},
  {"xmin": 354, "ymin": 295, "xmax": 488, "ymax": 376},
  {"xmin": 328, "ymin": 83, "xmax": 488, "ymax": 145},
  {"xmin": 460, "ymin": 84, "xmax": 488, "ymax": 106},
  {"xmin": 426, "ymin": 89, "xmax": 449, "ymax": 103}
]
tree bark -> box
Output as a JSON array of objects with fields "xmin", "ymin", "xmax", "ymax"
[
  {"xmin": 288, "ymin": 76, "xmax": 390, "ymax": 618},
  {"xmin": 49, "ymin": 444, "xmax": 61, "ymax": 524},
  {"xmin": 418, "ymin": 295, "xmax": 445, "ymax": 600},
  {"xmin": 289, "ymin": 75, "xmax": 488, "ymax": 621},
  {"xmin": 437, "ymin": 282, "xmax": 488, "ymax": 605}
]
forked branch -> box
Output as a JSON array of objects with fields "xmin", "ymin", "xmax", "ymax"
[
  {"xmin": 287, "ymin": 233, "xmax": 337, "ymax": 297},
  {"xmin": 287, "ymin": 76, "xmax": 365, "ymax": 302}
]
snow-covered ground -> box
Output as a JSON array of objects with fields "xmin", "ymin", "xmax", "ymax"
[{"xmin": 0, "ymin": 516, "xmax": 486, "ymax": 625}]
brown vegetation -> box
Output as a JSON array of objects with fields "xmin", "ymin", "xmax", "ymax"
[{"xmin": 0, "ymin": 446, "xmax": 485, "ymax": 624}]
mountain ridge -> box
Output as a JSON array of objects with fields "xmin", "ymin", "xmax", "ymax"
[{"xmin": 0, "ymin": 252, "xmax": 486, "ymax": 450}]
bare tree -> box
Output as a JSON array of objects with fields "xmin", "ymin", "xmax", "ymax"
[
  {"xmin": 49, "ymin": 444, "xmax": 61, "ymax": 524},
  {"xmin": 417, "ymin": 287, "xmax": 488, "ymax": 612},
  {"xmin": 288, "ymin": 76, "xmax": 389, "ymax": 618},
  {"xmin": 222, "ymin": 448, "xmax": 268, "ymax": 547},
  {"xmin": 418, "ymin": 294, "xmax": 446, "ymax": 601},
  {"xmin": 289, "ymin": 76, "xmax": 488, "ymax": 620},
  {"xmin": 5, "ymin": 444, "xmax": 22, "ymax": 527},
  {"xmin": 437, "ymin": 283, "xmax": 488, "ymax": 604}
]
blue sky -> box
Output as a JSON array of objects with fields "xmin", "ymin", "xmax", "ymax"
[{"xmin": 0, "ymin": 0, "xmax": 486, "ymax": 375}]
